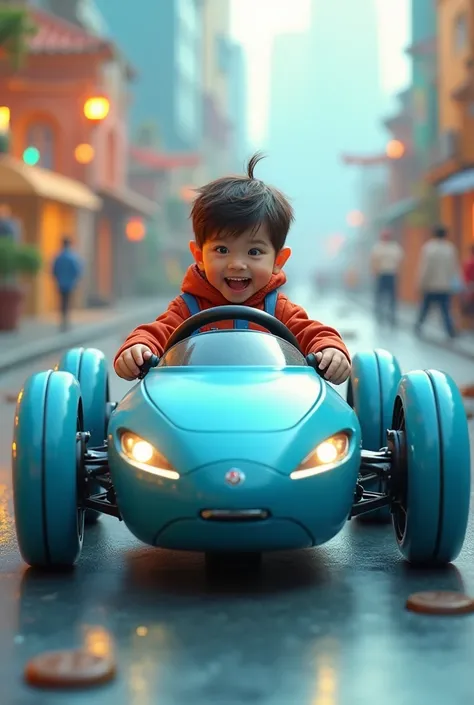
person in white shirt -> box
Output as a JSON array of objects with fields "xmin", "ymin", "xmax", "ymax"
[
  {"xmin": 415, "ymin": 225, "xmax": 459, "ymax": 338},
  {"xmin": 370, "ymin": 229, "xmax": 404, "ymax": 327}
]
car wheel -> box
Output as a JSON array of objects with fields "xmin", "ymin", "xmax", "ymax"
[
  {"xmin": 58, "ymin": 347, "xmax": 109, "ymax": 524},
  {"xmin": 390, "ymin": 370, "xmax": 470, "ymax": 565},
  {"xmin": 12, "ymin": 370, "xmax": 85, "ymax": 568},
  {"xmin": 347, "ymin": 349, "xmax": 401, "ymax": 522}
]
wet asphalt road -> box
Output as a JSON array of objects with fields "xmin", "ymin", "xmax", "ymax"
[{"xmin": 1, "ymin": 292, "xmax": 474, "ymax": 705}]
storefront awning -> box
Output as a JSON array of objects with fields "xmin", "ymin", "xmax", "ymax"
[
  {"xmin": 99, "ymin": 186, "xmax": 157, "ymax": 218},
  {"xmin": 0, "ymin": 156, "xmax": 101, "ymax": 211},
  {"xmin": 437, "ymin": 168, "xmax": 474, "ymax": 196}
]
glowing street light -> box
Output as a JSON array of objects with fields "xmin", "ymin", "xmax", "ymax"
[
  {"xmin": 74, "ymin": 143, "xmax": 95, "ymax": 164},
  {"xmin": 83, "ymin": 96, "xmax": 110, "ymax": 123},
  {"xmin": 386, "ymin": 139, "xmax": 405, "ymax": 160},
  {"xmin": 126, "ymin": 217, "xmax": 146, "ymax": 242},
  {"xmin": 0, "ymin": 106, "xmax": 10, "ymax": 154}
]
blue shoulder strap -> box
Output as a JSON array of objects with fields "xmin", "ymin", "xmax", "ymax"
[
  {"xmin": 264, "ymin": 289, "xmax": 279, "ymax": 317},
  {"xmin": 236, "ymin": 288, "xmax": 279, "ymax": 329},
  {"xmin": 180, "ymin": 293, "xmax": 201, "ymax": 336},
  {"xmin": 180, "ymin": 292, "xmax": 200, "ymax": 316}
]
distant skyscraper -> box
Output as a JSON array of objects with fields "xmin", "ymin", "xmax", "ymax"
[
  {"xmin": 95, "ymin": 0, "xmax": 203, "ymax": 152},
  {"xmin": 263, "ymin": 0, "xmax": 385, "ymax": 277}
]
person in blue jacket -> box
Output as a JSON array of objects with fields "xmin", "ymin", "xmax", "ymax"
[{"xmin": 52, "ymin": 237, "xmax": 84, "ymax": 331}]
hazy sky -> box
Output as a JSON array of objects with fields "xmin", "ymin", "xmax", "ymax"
[{"xmin": 230, "ymin": 0, "xmax": 410, "ymax": 145}]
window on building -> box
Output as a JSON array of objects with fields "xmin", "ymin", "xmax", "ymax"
[
  {"xmin": 454, "ymin": 12, "xmax": 468, "ymax": 53},
  {"xmin": 25, "ymin": 122, "xmax": 55, "ymax": 170}
]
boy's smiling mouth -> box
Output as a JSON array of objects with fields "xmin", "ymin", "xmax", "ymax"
[{"xmin": 224, "ymin": 277, "xmax": 252, "ymax": 292}]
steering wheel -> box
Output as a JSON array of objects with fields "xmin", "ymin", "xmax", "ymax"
[{"xmin": 163, "ymin": 305, "xmax": 302, "ymax": 353}]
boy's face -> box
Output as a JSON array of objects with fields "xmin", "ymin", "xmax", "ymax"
[{"xmin": 190, "ymin": 226, "xmax": 291, "ymax": 303}]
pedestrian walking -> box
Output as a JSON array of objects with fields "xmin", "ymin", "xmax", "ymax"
[
  {"xmin": 52, "ymin": 237, "xmax": 83, "ymax": 331},
  {"xmin": 370, "ymin": 229, "xmax": 403, "ymax": 326},
  {"xmin": 415, "ymin": 225, "xmax": 460, "ymax": 338}
]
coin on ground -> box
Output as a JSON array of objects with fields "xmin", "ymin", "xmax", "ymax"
[
  {"xmin": 406, "ymin": 591, "xmax": 474, "ymax": 615},
  {"xmin": 24, "ymin": 649, "xmax": 116, "ymax": 688}
]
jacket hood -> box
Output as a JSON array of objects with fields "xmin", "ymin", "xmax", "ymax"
[{"xmin": 181, "ymin": 264, "xmax": 287, "ymax": 306}]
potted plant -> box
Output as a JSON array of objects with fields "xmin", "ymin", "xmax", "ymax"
[{"xmin": 0, "ymin": 238, "xmax": 42, "ymax": 330}]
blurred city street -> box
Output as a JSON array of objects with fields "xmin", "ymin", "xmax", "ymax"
[{"xmin": 1, "ymin": 291, "xmax": 474, "ymax": 705}]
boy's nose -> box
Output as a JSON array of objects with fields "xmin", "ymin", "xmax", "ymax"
[{"xmin": 228, "ymin": 260, "xmax": 247, "ymax": 270}]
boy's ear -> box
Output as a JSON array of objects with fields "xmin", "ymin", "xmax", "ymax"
[
  {"xmin": 273, "ymin": 247, "xmax": 291, "ymax": 273},
  {"xmin": 189, "ymin": 240, "xmax": 204, "ymax": 270}
]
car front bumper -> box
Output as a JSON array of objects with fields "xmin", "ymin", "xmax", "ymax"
[{"xmin": 108, "ymin": 453, "xmax": 359, "ymax": 552}]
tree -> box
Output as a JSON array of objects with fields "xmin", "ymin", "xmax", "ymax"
[{"xmin": 0, "ymin": 6, "xmax": 37, "ymax": 69}]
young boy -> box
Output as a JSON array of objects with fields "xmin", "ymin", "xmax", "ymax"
[{"xmin": 114, "ymin": 153, "xmax": 351, "ymax": 384}]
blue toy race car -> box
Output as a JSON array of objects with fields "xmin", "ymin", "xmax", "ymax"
[{"xmin": 11, "ymin": 306, "xmax": 471, "ymax": 569}]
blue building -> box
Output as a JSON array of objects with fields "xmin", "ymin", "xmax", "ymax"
[{"xmin": 94, "ymin": 0, "xmax": 203, "ymax": 152}]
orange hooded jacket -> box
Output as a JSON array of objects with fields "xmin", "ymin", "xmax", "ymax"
[{"xmin": 114, "ymin": 265, "xmax": 350, "ymax": 364}]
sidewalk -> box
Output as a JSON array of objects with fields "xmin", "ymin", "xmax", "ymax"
[
  {"xmin": 352, "ymin": 291, "xmax": 474, "ymax": 360},
  {"xmin": 0, "ymin": 295, "xmax": 170, "ymax": 374}
]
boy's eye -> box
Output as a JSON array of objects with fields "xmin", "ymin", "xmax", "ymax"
[
  {"xmin": 249, "ymin": 248, "xmax": 263, "ymax": 256},
  {"xmin": 215, "ymin": 246, "xmax": 229, "ymax": 254}
]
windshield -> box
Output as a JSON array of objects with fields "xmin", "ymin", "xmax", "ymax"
[{"xmin": 158, "ymin": 330, "xmax": 306, "ymax": 367}]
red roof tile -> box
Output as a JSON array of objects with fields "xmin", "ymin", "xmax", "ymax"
[
  {"xmin": 28, "ymin": 8, "xmax": 113, "ymax": 56},
  {"xmin": 130, "ymin": 147, "xmax": 201, "ymax": 171}
]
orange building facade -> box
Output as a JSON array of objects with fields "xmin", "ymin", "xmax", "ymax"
[
  {"xmin": 0, "ymin": 8, "xmax": 155, "ymax": 316},
  {"xmin": 427, "ymin": 0, "xmax": 474, "ymax": 261}
]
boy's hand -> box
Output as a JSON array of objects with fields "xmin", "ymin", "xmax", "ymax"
[
  {"xmin": 115, "ymin": 344, "xmax": 153, "ymax": 381},
  {"xmin": 315, "ymin": 348, "xmax": 351, "ymax": 385}
]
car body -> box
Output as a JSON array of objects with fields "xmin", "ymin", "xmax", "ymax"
[
  {"xmin": 12, "ymin": 306, "xmax": 470, "ymax": 570},
  {"xmin": 107, "ymin": 329, "xmax": 362, "ymax": 552}
]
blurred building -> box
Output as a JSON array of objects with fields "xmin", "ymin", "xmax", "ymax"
[
  {"xmin": 200, "ymin": 0, "xmax": 233, "ymax": 180},
  {"xmin": 263, "ymin": 0, "xmax": 385, "ymax": 280},
  {"xmin": 93, "ymin": 0, "xmax": 203, "ymax": 155},
  {"xmin": 348, "ymin": 0, "xmax": 440, "ymax": 304},
  {"xmin": 28, "ymin": 0, "xmax": 109, "ymax": 34},
  {"xmin": 0, "ymin": 3, "xmax": 156, "ymax": 315},
  {"xmin": 427, "ymin": 0, "xmax": 474, "ymax": 262},
  {"xmin": 381, "ymin": 89, "xmax": 422, "ymax": 302},
  {"xmin": 385, "ymin": 0, "xmax": 439, "ymax": 303},
  {"xmin": 92, "ymin": 0, "xmax": 238, "ymax": 278}
]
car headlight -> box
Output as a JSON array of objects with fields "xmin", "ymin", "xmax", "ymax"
[
  {"xmin": 290, "ymin": 433, "xmax": 350, "ymax": 480},
  {"xmin": 120, "ymin": 431, "xmax": 180, "ymax": 479}
]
